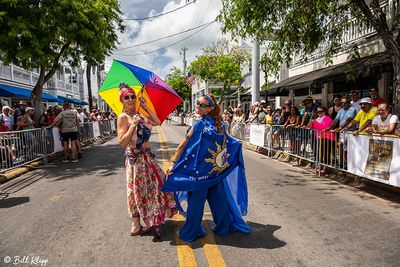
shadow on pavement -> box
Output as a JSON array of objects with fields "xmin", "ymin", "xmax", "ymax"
[
  {"xmin": 47, "ymin": 142, "xmax": 124, "ymax": 182},
  {"xmin": 0, "ymin": 196, "xmax": 29, "ymax": 208},
  {"xmin": 157, "ymin": 220, "xmax": 286, "ymax": 249}
]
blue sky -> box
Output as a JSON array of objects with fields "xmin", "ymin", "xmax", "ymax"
[{"xmin": 106, "ymin": 0, "xmax": 224, "ymax": 79}]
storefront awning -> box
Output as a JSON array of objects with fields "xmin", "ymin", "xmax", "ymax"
[
  {"xmin": 0, "ymin": 83, "xmax": 61, "ymax": 102},
  {"xmin": 268, "ymin": 52, "xmax": 392, "ymax": 95},
  {"xmin": 57, "ymin": 95, "xmax": 88, "ymax": 106}
]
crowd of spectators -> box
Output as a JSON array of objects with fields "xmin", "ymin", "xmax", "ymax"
[
  {"xmin": 0, "ymin": 101, "xmax": 117, "ymax": 165},
  {"xmin": 174, "ymin": 88, "xmax": 399, "ymax": 175},
  {"xmin": 0, "ymin": 100, "xmax": 117, "ymax": 133}
]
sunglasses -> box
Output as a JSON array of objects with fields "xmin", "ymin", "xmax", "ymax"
[
  {"xmin": 340, "ymin": 102, "xmax": 349, "ymax": 105},
  {"xmin": 196, "ymin": 101, "xmax": 210, "ymax": 108},
  {"xmin": 317, "ymin": 110, "xmax": 324, "ymax": 113},
  {"xmin": 123, "ymin": 94, "xmax": 136, "ymax": 101},
  {"xmin": 196, "ymin": 101, "xmax": 210, "ymax": 109}
]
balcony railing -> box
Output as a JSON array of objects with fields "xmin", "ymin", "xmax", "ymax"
[
  {"xmin": 293, "ymin": 0, "xmax": 398, "ymax": 65},
  {"xmin": 0, "ymin": 61, "xmax": 84, "ymax": 97}
]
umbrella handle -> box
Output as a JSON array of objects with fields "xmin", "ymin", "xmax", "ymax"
[{"xmin": 136, "ymin": 86, "xmax": 145, "ymax": 114}]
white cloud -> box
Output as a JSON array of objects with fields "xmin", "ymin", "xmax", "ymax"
[{"xmin": 106, "ymin": 0, "xmax": 224, "ymax": 79}]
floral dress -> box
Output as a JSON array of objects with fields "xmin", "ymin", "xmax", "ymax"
[{"xmin": 125, "ymin": 121, "xmax": 177, "ymax": 227}]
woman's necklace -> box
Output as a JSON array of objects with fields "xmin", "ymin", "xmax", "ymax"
[
  {"xmin": 124, "ymin": 110, "xmax": 136, "ymax": 117},
  {"xmin": 124, "ymin": 110, "xmax": 143, "ymax": 136}
]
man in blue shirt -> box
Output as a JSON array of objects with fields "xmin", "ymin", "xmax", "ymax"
[{"xmin": 326, "ymin": 96, "xmax": 357, "ymax": 132}]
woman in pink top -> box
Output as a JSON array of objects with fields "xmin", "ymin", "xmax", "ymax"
[{"xmin": 309, "ymin": 107, "xmax": 335, "ymax": 175}]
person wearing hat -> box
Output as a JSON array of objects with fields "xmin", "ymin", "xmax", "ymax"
[
  {"xmin": 300, "ymin": 96, "xmax": 317, "ymax": 127},
  {"xmin": 369, "ymin": 88, "xmax": 388, "ymax": 107},
  {"xmin": 342, "ymin": 97, "xmax": 377, "ymax": 135},
  {"xmin": 251, "ymin": 100, "xmax": 267, "ymax": 123},
  {"xmin": 21, "ymin": 107, "xmax": 35, "ymax": 130},
  {"xmin": 13, "ymin": 100, "xmax": 27, "ymax": 130},
  {"xmin": 1, "ymin": 106, "xmax": 14, "ymax": 131}
]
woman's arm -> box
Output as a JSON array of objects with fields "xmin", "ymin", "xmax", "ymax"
[
  {"xmin": 376, "ymin": 123, "xmax": 398, "ymax": 135},
  {"xmin": 139, "ymin": 97, "xmax": 161, "ymax": 125},
  {"xmin": 143, "ymin": 106, "xmax": 161, "ymax": 125},
  {"xmin": 117, "ymin": 114, "xmax": 139, "ymax": 149}
]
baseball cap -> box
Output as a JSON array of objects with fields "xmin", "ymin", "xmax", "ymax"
[
  {"xmin": 25, "ymin": 107, "xmax": 34, "ymax": 112},
  {"xmin": 360, "ymin": 97, "xmax": 372, "ymax": 104}
]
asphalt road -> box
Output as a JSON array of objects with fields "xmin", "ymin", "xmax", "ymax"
[{"xmin": 0, "ymin": 122, "xmax": 399, "ymax": 267}]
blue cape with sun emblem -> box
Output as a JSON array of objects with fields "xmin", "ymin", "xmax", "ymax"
[{"xmin": 162, "ymin": 115, "xmax": 248, "ymax": 217}]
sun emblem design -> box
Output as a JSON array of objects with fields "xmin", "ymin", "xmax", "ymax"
[{"xmin": 205, "ymin": 141, "xmax": 230, "ymax": 175}]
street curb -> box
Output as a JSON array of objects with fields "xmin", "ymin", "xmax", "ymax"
[
  {"xmin": 0, "ymin": 161, "xmax": 43, "ymax": 184},
  {"xmin": 0, "ymin": 133, "xmax": 116, "ymax": 184},
  {"xmin": 242, "ymin": 141, "xmax": 269, "ymax": 155}
]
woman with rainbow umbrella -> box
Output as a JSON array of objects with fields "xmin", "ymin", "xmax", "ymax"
[{"xmin": 103, "ymin": 61, "xmax": 182, "ymax": 239}]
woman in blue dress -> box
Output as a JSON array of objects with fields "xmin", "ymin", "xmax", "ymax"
[{"xmin": 164, "ymin": 94, "xmax": 250, "ymax": 243}]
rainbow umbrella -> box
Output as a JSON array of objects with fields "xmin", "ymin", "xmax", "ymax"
[{"xmin": 99, "ymin": 60, "xmax": 183, "ymax": 123}]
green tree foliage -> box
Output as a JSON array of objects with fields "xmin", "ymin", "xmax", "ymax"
[
  {"xmin": 0, "ymin": 0, "xmax": 124, "ymax": 124},
  {"xmin": 188, "ymin": 40, "xmax": 248, "ymax": 103},
  {"xmin": 165, "ymin": 67, "xmax": 191, "ymax": 109},
  {"xmin": 218, "ymin": 0, "xmax": 400, "ymax": 111}
]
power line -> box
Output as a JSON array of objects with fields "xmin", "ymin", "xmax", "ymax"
[
  {"xmin": 114, "ymin": 22, "xmax": 213, "ymax": 57},
  {"xmin": 117, "ymin": 21, "xmax": 215, "ymax": 51},
  {"xmin": 123, "ymin": 1, "xmax": 196, "ymax": 21}
]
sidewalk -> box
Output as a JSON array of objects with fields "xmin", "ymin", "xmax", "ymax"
[{"xmin": 0, "ymin": 133, "xmax": 116, "ymax": 184}]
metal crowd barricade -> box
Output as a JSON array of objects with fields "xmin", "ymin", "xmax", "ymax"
[
  {"xmin": 267, "ymin": 125, "xmax": 319, "ymax": 164},
  {"xmin": 0, "ymin": 128, "xmax": 47, "ymax": 171},
  {"xmin": 230, "ymin": 122, "xmax": 247, "ymax": 141},
  {"xmin": 316, "ymin": 130, "xmax": 349, "ymax": 172},
  {"xmin": 0, "ymin": 120, "xmax": 118, "ymax": 173},
  {"xmin": 166, "ymin": 117, "xmax": 400, "ymax": 187}
]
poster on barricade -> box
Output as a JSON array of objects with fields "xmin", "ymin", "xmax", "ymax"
[
  {"xmin": 52, "ymin": 128, "xmax": 63, "ymax": 153},
  {"xmin": 93, "ymin": 121, "xmax": 101, "ymax": 137},
  {"xmin": 249, "ymin": 124, "xmax": 265, "ymax": 147},
  {"xmin": 365, "ymin": 139, "xmax": 393, "ymax": 180},
  {"xmin": 347, "ymin": 134, "xmax": 400, "ymax": 187}
]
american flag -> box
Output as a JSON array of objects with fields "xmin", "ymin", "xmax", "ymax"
[{"xmin": 186, "ymin": 72, "xmax": 195, "ymax": 85}]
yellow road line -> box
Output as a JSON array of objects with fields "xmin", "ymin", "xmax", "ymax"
[
  {"xmin": 157, "ymin": 126, "xmax": 197, "ymax": 267},
  {"xmin": 158, "ymin": 125, "xmax": 227, "ymax": 267},
  {"xmin": 201, "ymin": 223, "xmax": 227, "ymax": 267}
]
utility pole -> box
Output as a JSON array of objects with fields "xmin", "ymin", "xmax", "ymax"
[
  {"xmin": 251, "ymin": 41, "xmax": 260, "ymax": 104},
  {"xmin": 180, "ymin": 47, "xmax": 188, "ymax": 75},
  {"xmin": 180, "ymin": 47, "xmax": 188, "ymax": 112}
]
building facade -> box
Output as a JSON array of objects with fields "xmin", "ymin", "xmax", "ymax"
[
  {"xmin": 269, "ymin": 0, "xmax": 398, "ymax": 109},
  {"xmin": 0, "ymin": 61, "xmax": 95, "ymax": 109}
]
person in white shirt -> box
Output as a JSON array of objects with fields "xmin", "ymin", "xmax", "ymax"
[
  {"xmin": 366, "ymin": 103, "xmax": 399, "ymax": 135},
  {"xmin": 1, "ymin": 106, "xmax": 14, "ymax": 130},
  {"xmin": 350, "ymin": 89, "xmax": 361, "ymax": 113}
]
